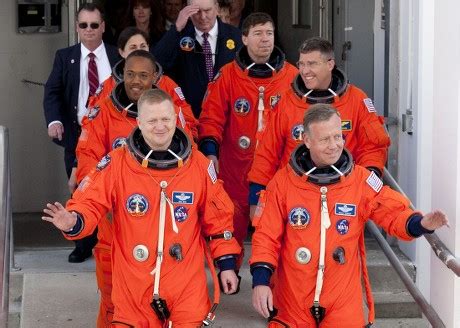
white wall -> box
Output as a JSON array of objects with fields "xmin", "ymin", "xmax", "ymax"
[
  {"xmin": 429, "ymin": 1, "xmax": 460, "ymax": 326},
  {"xmin": 0, "ymin": 0, "xmax": 70, "ymax": 212},
  {"xmin": 395, "ymin": 0, "xmax": 460, "ymax": 326}
]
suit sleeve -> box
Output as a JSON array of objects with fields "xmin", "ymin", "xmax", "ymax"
[
  {"xmin": 65, "ymin": 152, "xmax": 116, "ymax": 240},
  {"xmin": 153, "ymin": 26, "xmax": 182, "ymax": 73},
  {"xmin": 43, "ymin": 50, "xmax": 65, "ymax": 125},
  {"xmin": 361, "ymin": 171, "xmax": 416, "ymax": 241},
  {"xmin": 199, "ymin": 161, "xmax": 241, "ymax": 259},
  {"xmin": 249, "ymin": 176, "xmax": 287, "ymax": 269},
  {"xmin": 247, "ymin": 98, "xmax": 289, "ymax": 187},
  {"xmin": 353, "ymin": 94, "xmax": 390, "ymax": 174},
  {"xmin": 75, "ymin": 106, "xmax": 109, "ymax": 183},
  {"xmin": 198, "ymin": 70, "xmax": 231, "ymax": 152}
]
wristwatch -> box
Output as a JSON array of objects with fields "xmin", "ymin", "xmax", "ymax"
[{"xmin": 206, "ymin": 230, "xmax": 233, "ymax": 241}]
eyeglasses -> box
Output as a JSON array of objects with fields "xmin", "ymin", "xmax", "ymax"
[
  {"xmin": 124, "ymin": 71, "xmax": 153, "ymax": 82},
  {"xmin": 78, "ymin": 22, "xmax": 100, "ymax": 29},
  {"xmin": 296, "ymin": 58, "xmax": 332, "ymax": 70}
]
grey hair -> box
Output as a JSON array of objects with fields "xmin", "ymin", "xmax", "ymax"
[{"xmin": 303, "ymin": 103, "xmax": 340, "ymax": 135}]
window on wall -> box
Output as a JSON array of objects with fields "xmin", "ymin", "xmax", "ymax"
[{"xmin": 292, "ymin": 0, "xmax": 313, "ymax": 29}]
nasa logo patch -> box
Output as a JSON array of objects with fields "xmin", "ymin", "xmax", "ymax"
[
  {"xmin": 288, "ymin": 207, "xmax": 310, "ymax": 229},
  {"xmin": 291, "ymin": 124, "xmax": 304, "ymax": 141},
  {"xmin": 335, "ymin": 203, "xmax": 356, "ymax": 217},
  {"xmin": 179, "ymin": 37, "xmax": 195, "ymax": 51},
  {"xmin": 126, "ymin": 193, "xmax": 149, "ymax": 216},
  {"xmin": 234, "ymin": 98, "xmax": 250, "ymax": 115},
  {"xmin": 96, "ymin": 154, "xmax": 111, "ymax": 171},
  {"xmin": 174, "ymin": 206, "xmax": 188, "ymax": 222},
  {"xmin": 172, "ymin": 191, "xmax": 194, "ymax": 204},
  {"xmin": 112, "ymin": 137, "xmax": 127, "ymax": 149},
  {"xmin": 336, "ymin": 219, "xmax": 349, "ymax": 235}
]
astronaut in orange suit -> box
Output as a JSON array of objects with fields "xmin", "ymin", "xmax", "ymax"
[
  {"xmin": 75, "ymin": 50, "xmax": 197, "ymax": 327},
  {"xmin": 249, "ymin": 104, "xmax": 449, "ymax": 328},
  {"xmin": 198, "ymin": 13, "xmax": 298, "ymax": 252},
  {"xmin": 87, "ymin": 27, "xmax": 197, "ymax": 140},
  {"xmin": 247, "ymin": 37, "xmax": 390, "ymax": 217},
  {"xmin": 44, "ymin": 89, "xmax": 241, "ymax": 327}
]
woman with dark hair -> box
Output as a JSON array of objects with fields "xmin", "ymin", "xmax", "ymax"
[
  {"xmin": 121, "ymin": 0, "xmax": 165, "ymax": 48},
  {"xmin": 87, "ymin": 26, "xmax": 150, "ymax": 108}
]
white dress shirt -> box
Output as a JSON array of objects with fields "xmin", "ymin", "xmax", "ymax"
[
  {"xmin": 194, "ymin": 21, "xmax": 218, "ymax": 65},
  {"xmin": 77, "ymin": 43, "xmax": 112, "ymax": 124}
]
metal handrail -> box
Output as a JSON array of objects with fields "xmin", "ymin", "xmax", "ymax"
[
  {"xmin": 0, "ymin": 127, "xmax": 11, "ymax": 328},
  {"xmin": 366, "ymin": 221, "xmax": 445, "ymax": 328},
  {"xmin": 364, "ymin": 167, "xmax": 460, "ymax": 328},
  {"xmin": 383, "ymin": 168, "xmax": 460, "ymax": 277}
]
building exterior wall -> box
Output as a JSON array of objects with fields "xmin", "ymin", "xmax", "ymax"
[
  {"xmin": 395, "ymin": 0, "xmax": 460, "ymax": 326},
  {"xmin": 0, "ymin": 0, "xmax": 70, "ymax": 212}
]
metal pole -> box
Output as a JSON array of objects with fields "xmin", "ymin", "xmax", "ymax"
[
  {"xmin": 0, "ymin": 127, "xmax": 11, "ymax": 328},
  {"xmin": 366, "ymin": 221, "xmax": 445, "ymax": 328}
]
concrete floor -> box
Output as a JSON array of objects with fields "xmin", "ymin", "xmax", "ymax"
[
  {"xmin": 8, "ymin": 213, "xmax": 430, "ymax": 328},
  {"xmin": 9, "ymin": 213, "xmax": 266, "ymax": 328}
]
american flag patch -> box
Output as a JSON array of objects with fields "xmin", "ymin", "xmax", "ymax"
[
  {"xmin": 366, "ymin": 171, "xmax": 383, "ymax": 193},
  {"xmin": 174, "ymin": 87, "xmax": 185, "ymax": 100},
  {"xmin": 364, "ymin": 98, "xmax": 376, "ymax": 113},
  {"xmin": 178, "ymin": 107, "xmax": 186, "ymax": 128},
  {"xmin": 208, "ymin": 161, "xmax": 217, "ymax": 184}
]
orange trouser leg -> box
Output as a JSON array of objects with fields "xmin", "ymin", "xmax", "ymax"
[{"xmin": 94, "ymin": 245, "xmax": 114, "ymax": 328}]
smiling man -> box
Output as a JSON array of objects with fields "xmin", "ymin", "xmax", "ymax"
[
  {"xmin": 43, "ymin": 89, "xmax": 241, "ymax": 327},
  {"xmin": 154, "ymin": 0, "xmax": 242, "ymax": 117},
  {"xmin": 247, "ymin": 37, "xmax": 391, "ymax": 218},
  {"xmin": 250, "ymin": 104, "xmax": 449, "ymax": 327},
  {"xmin": 198, "ymin": 13, "xmax": 297, "ymax": 269},
  {"xmin": 74, "ymin": 50, "xmax": 196, "ymax": 328},
  {"xmin": 43, "ymin": 2, "xmax": 121, "ymax": 264}
]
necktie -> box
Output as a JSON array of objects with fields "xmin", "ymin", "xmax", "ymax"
[
  {"xmin": 88, "ymin": 52, "xmax": 99, "ymax": 97},
  {"xmin": 202, "ymin": 33, "xmax": 213, "ymax": 81}
]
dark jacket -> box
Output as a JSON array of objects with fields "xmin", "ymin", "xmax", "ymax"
[
  {"xmin": 43, "ymin": 43, "xmax": 120, "ymax": 152},
  {"xmin": 153, "ymin": 18, "xmax": 242, "ymax": 117}
]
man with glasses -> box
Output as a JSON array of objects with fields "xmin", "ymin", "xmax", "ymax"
[
  {"xmin": 43, "ymin": 2, "xmax": 120, "ymax": 263},
  {"xmin": 43, "ymin": 89, "xmax": 241, "ymax": 327},
  {"xmin": 154, "ymin": 0, "xmax": 242, "ymax": 117},
  {"xmin": 247, "ymin": 37, "xmax": 391, "ymax": 218}
]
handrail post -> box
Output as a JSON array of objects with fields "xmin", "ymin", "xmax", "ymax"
[{"xmin": 0, "ymin": 127, "xmax": 11, "ymax": 328}]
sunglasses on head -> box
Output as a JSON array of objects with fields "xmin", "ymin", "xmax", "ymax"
[{"xmin": 78, "ymin": 22, "xmax": 100, "ymax": 29}]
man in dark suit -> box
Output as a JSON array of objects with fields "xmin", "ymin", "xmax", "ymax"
[
  {"xmin": 154, "ymin": 0, "xmax": 242, "ymax": 117},
  {"xmin": 43, "ymin": 2, "xmax": 120, "ymax": 263}
]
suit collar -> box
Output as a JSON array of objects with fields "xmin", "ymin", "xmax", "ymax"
[{"xmin": 80, "ymin": 42, "xmax": 105, "ymax": 60}]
